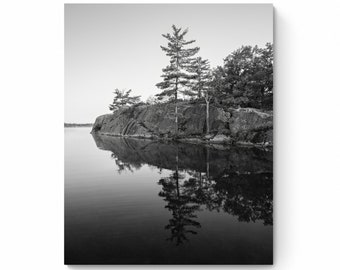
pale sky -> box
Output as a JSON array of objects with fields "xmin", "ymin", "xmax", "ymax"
[{"xmin": 65, "ymin": 4, "xmax": 273, "ymax": 123}]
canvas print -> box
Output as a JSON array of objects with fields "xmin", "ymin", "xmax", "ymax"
[{"xmin": 65, "ymin": 4, "xmax": 273, "ymax": 264}]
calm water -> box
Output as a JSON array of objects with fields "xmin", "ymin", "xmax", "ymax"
[{"xmin": 65, "ymin": 127, "xmax": 273, "ymax": 264}]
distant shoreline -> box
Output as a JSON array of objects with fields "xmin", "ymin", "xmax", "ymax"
[{"xmin": 64, "ymin": 123, "xmax": 93, "ymax": 128}]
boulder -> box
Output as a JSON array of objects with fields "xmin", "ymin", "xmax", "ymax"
[{"xmin": 229, "ymin": 108, "xmax": 273, "ymax": 145}]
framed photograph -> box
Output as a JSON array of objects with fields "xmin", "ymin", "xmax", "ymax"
[{"xmin": 65, "ymin": 3, "xmax": 273, "ymax": 264}]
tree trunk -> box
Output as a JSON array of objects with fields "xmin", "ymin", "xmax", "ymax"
[
  {"xmin": 175, "ymin": 78, "xmax": 178, "ymax": 135},
  {"xmin": 175, "ymin": 147, "xmax": 180, "ymax": 196},
  {"xmin": 175, "ymin": 104, "xmax": 178, "ymax": 134},
  {"xmin": 175, "ymin": 170, "xmax": 180, "ymax": 198},
  {"xmin": 206, "ymin": 100, "xmax": 210, "ymax": 135},
  {"xmin": 206, "ymin": 148, "xmax": 210, "ymax": 180},
  {"xmin": 175, "ymin": 47, "xmax": 179, "ymax": 135},
  {"xmin": 198, "ymin": 82, "xmax": 201, "ymax": 98}
]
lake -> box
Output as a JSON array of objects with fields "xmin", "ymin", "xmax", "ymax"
[{"xmin": 65, "ymin": 127, "xmax": 273, "ymax": 264}]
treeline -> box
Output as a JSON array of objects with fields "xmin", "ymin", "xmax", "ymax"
[
  {"xmin": 109, "ymin": 25, "xmax": 273, "ymax": 133},
  {"xmin": 154, "ymin": 25, "xmax": 273, "ymax": 109},
  {"xmin": 64, "ymin": 123, "xmax": 93, "ymax": 127},
  {"xmin": 211, "ymin": 43, "xmax": 273, "ymax": 110}
]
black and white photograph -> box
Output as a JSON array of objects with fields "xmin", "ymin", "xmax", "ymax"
[
  {"xmin": 3, "ymin": 0, "xmax": 340, "ymax": 269},
  {"xmin": 64, "ymin": 3, "xmax": 273, "ymax": 264}
]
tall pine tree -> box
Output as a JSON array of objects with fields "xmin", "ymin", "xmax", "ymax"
[
  {"xmin": 185, "ymin": 57, "xmax": 211, "ymax": 99},
  {"xmin": 156, "ymin": 25, "xmax": 199, "ymax": 134}
]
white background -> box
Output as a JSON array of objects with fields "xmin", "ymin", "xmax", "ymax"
[{"xmin": 1, "ymin": 0, "xmax": 340, "ymax": 269}]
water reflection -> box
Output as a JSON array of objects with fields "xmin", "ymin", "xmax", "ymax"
[
  {"xmin": 159, "ymin": 170, "xmax": 201, "ymax": 245},
  {"xmin": 92, "ymin": 134, "xmax": 273, "ymax": 245}
]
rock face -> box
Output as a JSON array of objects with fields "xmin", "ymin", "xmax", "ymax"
[
  {"xmin": 92, "ymin": 103, "xmax": 273, "ymax": 145},
  {"xmin": 229, "ymin": 108, "xmax": 273, "ymax": 145}
]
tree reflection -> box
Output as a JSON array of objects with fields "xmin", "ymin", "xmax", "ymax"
[
  {"xmin": 158, "ymin": 146, "xmax": 272, "ymax": 245},
  {"xmin": 211, "ymin": 173, "xmax": 273, "ymax": 225},
  {"xmin": 92, "ymin": 134, "xmax": 273, "ymax": 245},
  {"xmin": 111, "ymin": 152, "xmax": 142, "ymax": 174},
  {"xmin": 158, "ymin": 171, "xmax": 201, "ymax": 245},
  {"xmin": 158, "ymin": 148, "xmax": 201, "ymax": 245},
  {"xmin": 159, "ymin": 170, "xmax": 272, "ymax": 245}
]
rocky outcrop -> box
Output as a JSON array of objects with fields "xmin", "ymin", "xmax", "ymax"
[
  {"xmin": 92, "ymin": 103, "xmax": 273, "ymax": 145},
  {"xmin": 229, "ymin": 108, "xmax": 273, "ymax": 145}
]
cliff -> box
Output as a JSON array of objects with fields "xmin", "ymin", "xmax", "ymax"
[{"xmin": 92, "ymin": 102, "xmax": 273, "ymax": 145}]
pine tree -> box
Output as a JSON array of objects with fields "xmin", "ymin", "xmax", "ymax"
[
  {"xmin": 185, "ymin": 57, "xmax": 214, "ymax": 134},
  {"xmin": 109, "ymin": 89, "xmax": 141, "ymax": 112},
  {"xmin": 156, "ymin": 25, "xmax": 200, "ymax": 134},
  {"xmin": 185, "ymin": 57, "xmax": 211, "ymax": 99}
]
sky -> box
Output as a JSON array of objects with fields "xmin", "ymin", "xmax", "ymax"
[{"xmin": 65, "ymin": 4, "xmax": 273, "ymax": 123}]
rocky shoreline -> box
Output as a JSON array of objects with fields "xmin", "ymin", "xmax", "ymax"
[
  {"xmin": 91, "ymin": 102, "xmax": 273, "ymax": 147},
  {"xmin": 92, "ymin": 132, "xmax": 272, "ymax": 150}
]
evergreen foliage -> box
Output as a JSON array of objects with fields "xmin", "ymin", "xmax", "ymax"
[
  {"xmin": 109, "ymin": 89, "xmax": 141, "ymax": 112},
  {"xmin": 156, "ymin": 25, "xmax": 200, "ymax": 101},
  {"xmin": 156, "ymin": 25, "xmax": 200, "ymax": 134},
  {"xmin": 185, "ymin": 57, "xmax": 211, "ymax": 99},
  {"xmin": 108, "ymin": 25, "xmax": 273, "ymax": 115}
]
